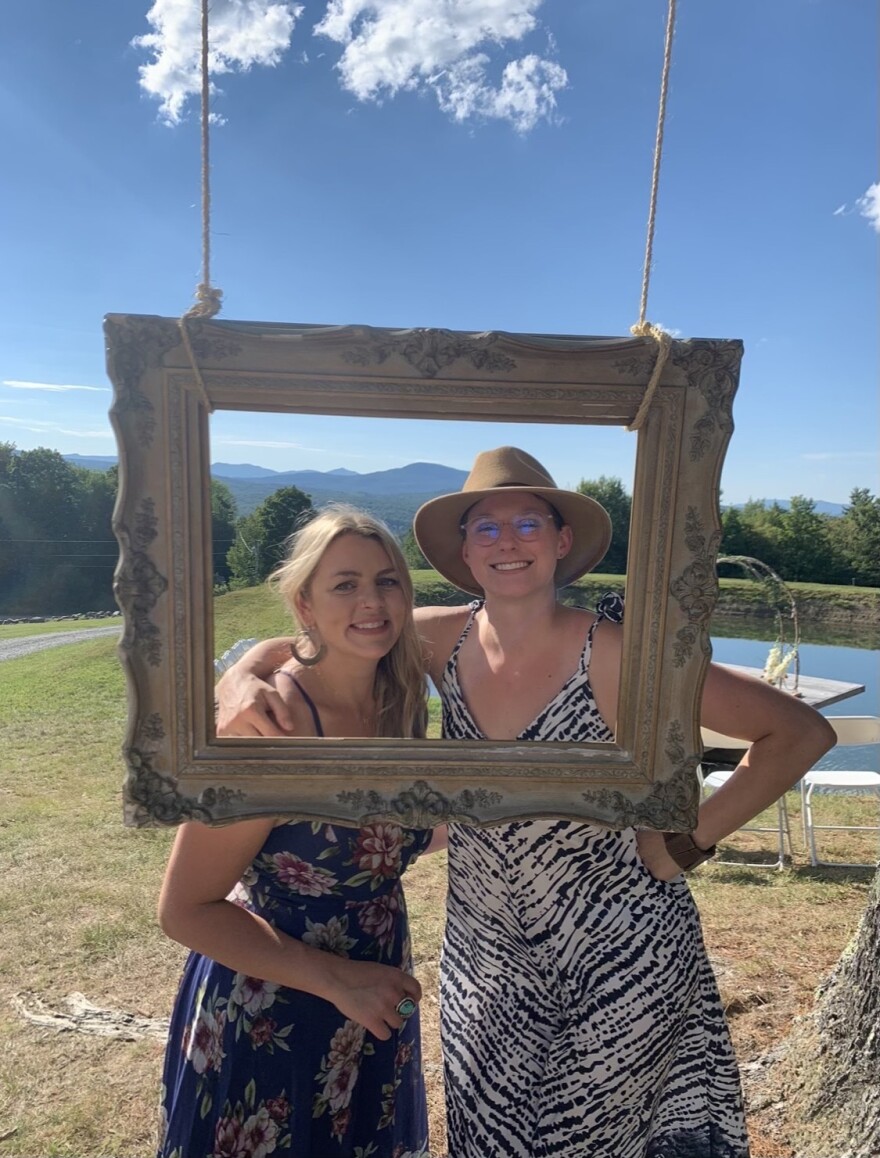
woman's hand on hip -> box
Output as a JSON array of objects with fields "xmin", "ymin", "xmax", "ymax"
[{"xmin": 635, "ymin": 828, "xmax": 682, "ymax": 882}]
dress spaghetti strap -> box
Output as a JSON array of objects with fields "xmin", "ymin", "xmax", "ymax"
[{"xmin": 274, "ymin": 669, "xmax": 325, "ymax": 737}]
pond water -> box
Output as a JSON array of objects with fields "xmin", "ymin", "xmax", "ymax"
[{"xmin": 710, "ymin": 621, "xmax": 878, "ymax": 772}]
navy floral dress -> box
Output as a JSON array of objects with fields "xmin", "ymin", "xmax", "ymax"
[{"xmin": 158, "ymin": 820, "xmax": 433, "ymax": 1158}]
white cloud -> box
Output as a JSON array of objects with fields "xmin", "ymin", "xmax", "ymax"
[
  {"xmin": 213, "ymin": 437, "xmax": 330, "ymax": 450},
  {"xmin": 856, "ymin": 182, "xmax": 880, "ymax": 233},
  {"xmin": 652, "ymin": 323, "xmax": 683, "ymax": 338},
  {"xmin": 832, "ymin": 203, "xmax": 846, "ymax": 216},
  {"xmin": 133, "ymin": 0, "xmax": 303, "ymax": 125},
  {"xmin": 133, "ymin": 0, "xmax": 565, "ymax": 133},
  {"xmin": 314, "ymin": 0, "xmax": 566, "ymax": 131},
  {"xmin": 434, "ymin": 53, "xmax": 566, "ymax": 132},
  {"xmin": 2, "ymin": 380, "xmax": 108, "ymax": 393},
  {"xmin": 0, "ymin": 416, "xmax": 113, "ymax": 438},
  {"xmin": 213, "ymin": 437, "xmax": 381, "ymax": 459}
]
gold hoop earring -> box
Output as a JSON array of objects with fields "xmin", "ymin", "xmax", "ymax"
[{"xmin": 290, "ymin": 627, "xmax": 326, "ymax": 667}]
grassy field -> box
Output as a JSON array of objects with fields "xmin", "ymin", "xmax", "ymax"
[
  {"xmin": 407, "ymin": 570, "xmax": 880, "ymax": 629},
  {"xmin": 0, "ymin": 616, "xmax": 877, "ymax": 1156}
]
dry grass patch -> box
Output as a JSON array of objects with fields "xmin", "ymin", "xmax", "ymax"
[
  {"xmin": 692, "ymin": 820, "xmax": 873, "ymax": 1156},
  {"xmin": 402, "ymin": 852, "xmax": 448, "ymax": 1158}
]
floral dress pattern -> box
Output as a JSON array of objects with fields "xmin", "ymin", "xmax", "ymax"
[{"xmin": 158, "ymin": 820, "xmax": 433, "ymax": 1158}]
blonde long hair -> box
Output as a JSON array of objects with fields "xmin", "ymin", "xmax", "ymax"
[{"xmin": 268, "ymin": 505, "xmax": 428, "ymax": 739}]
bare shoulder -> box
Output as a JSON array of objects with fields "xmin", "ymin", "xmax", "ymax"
[
  {"xmin": 556, "ymin": 604, "xmax": 599, "ymax": 630},
  {"xmin": 414, "ymin": 603, "xmax": 473, "ymax": 682},
  {"xmin": 588, "ymin": 609, "xmax": 622, "ymax": 649},
  {"xmin": 578, "ymin": 608, "xmax": 622, "ymax": 728},
  {"xmin": 164, "ymin": 815, "xmax": 279, "ymax": 899},
  {"xmin": 414, "ymin": 603, "xmax": 472, "ymax": 643}
]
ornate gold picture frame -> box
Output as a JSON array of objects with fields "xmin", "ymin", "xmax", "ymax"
[{"xmin": 106, "ymin": 314, "xmax": 741, "ymax": 831}]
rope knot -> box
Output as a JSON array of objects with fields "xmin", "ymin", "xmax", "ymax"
[
  {"xmin": 626, "ymin": 321, "xmax": 673, "ymax": 432},
  {"xmin": 184, "ymin": 283, "xmax": 224, "ymax": 321}
]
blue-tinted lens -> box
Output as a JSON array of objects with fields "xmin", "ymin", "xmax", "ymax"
[
  {"xmin": 512, "ymin": 516, "xmax": 544, "ymax": 538},
  {"xmin": 471, "ymin": 519, "xmax": 501, "ymax": 542}
]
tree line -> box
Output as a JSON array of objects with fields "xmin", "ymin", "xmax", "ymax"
[
  {"xmin": 574, "ymin": 476, "xmax": 880, "ymax": 588},
  {"xmin": 1, "ymin": 444, "xmax": 878, "ymax": 617}
]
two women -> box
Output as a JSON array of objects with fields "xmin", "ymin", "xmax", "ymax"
[
  {"xmin": 158, "ymin": 508, "xmax": 434, "ymax": 1158},
  {"xmin": 214, "ymin": 447, "xmax": 836, "ymax": 1157}
]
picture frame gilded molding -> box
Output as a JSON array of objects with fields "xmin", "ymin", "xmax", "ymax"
[{"xmin": 106, "ymin": 313, "xmax": 741, "ymax": 831}]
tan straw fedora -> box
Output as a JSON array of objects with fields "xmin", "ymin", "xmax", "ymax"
[{"xmin": 413, "ymin": 447, "xmax": 612, "ymax": 596}]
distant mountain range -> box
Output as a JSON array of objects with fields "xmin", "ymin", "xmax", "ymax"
[
  {"xmin": 63, "ymin": 454, "xmax": 469, "ymax": 533},
  {"xmin": 730, "ymin": 498, "xmax": 845, "ymax": 517},
  {"xmin": 214, "ymin": 461, "xmax": 468, "ymax": 497},
  {"xmin": 61, "ymin": 455, "xmax": 847, "ymax": 527},
  {"xmin": 65, "ymin": 454, "xmax": 119, "ymax": 471},
  {"xmin": 211, "ymin": 462, "xmax": 361, "ymax": 480},
  {"xmin": 211, "ymin": 462, "xmax": 469, "ymax": 531}
]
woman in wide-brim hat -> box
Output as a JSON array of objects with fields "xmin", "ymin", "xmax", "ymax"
[
  {"xmin": 412, "ymin": 445, "xmax": 613, "ymax": 596},
  {"xmin": 215, "ymin": 447, "xmax": 834, "ymax": 1158}
]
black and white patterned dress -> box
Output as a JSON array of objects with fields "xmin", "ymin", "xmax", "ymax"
[{"xmin": 440, "ymin": 598, "xmax": 750, "ymax": 1158}]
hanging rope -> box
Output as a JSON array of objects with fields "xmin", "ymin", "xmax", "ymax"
[
  {"xmin": 627, "ymin": 0, "xmax": 677, "ymax": 432},
  {"xmin": 178, "ymin": 0, "xmax": 223, "ymax": 412},
  {"xmin": 178, "ymin": 0, "xmax": 676, "ymax": 421}
]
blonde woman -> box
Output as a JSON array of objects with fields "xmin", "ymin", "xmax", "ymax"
[
  {"xmin": 216, "ymin": 451, "xmax": 835, "ymax": 1158},
  {"xmin": 158, "ymin": 507, "xmax": 435, "ymax": 1158}
]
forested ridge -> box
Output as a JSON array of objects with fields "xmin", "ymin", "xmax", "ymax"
[{"xmin": 1, "ymin": 445, "xmax": 878, "ymax": 617}]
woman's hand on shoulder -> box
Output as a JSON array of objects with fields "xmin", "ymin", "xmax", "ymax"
[
  {"xmin": 216, "ymin": 641, "xmax": 297, "ymax": 737},
  {"xmin": 319, "ymin": 957, "xmax": 423, "ymax": 1041}
]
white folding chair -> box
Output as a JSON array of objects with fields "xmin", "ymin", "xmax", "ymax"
[
  {"xmin": 699, "ymin": 727, "xmax": 794, "ymax": 870},
  {"xmin": 801, "ymin": 716, "xmax": 880, "ymax": 868}
]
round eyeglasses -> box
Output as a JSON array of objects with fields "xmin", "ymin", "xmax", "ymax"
[{"xmin": 461, "ymin": 512, "xmax": 558, "ymax": 546}]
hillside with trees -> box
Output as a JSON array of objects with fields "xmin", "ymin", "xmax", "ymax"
[
  {"xmin": 0, "ymin": 444, "xmax": 118, "ymax": 616},
  {"xmin": 1, "ymin": 443, "xmax": 878, "ymax": 617}
]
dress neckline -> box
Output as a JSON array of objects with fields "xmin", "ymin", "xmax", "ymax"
[{"xmin": 444, "ymin": 602, "xmax": 594, "ymax": 741}]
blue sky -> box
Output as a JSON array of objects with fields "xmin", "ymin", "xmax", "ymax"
[{"xmin": 0, "ymin": 0, "xmax": 877, "ymax": 505}]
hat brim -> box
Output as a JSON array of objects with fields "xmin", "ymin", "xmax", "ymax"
[{"xmin": 413, "ymin": 486, "xmax": 613, "ymax": 597}]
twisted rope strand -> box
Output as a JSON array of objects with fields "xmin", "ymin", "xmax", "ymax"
[
  {"xmin": 627, "ymin": 0, "xmax": 677, "ymax": 432},
  {"xmin": 179, "ymin": 0, "xmax": 223, "ymax": 412},
  {"xmin": 636, "ymin": 0, "xmax": 676, "ymax": 330}
]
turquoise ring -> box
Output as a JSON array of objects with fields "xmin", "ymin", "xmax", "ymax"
[{"xmin": 395, "ymin": 997, "xmax": 416, "ymax": 1019}]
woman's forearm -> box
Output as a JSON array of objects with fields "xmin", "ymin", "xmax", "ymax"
[
  {"xmin": 224, "ymin": 638, "xmax": 293, "ymax": 680},
  {"xmin": 693, "ymin": 710, "xmax": 835, "ymax": 848},
  {"xmin": 160, "ymin": 896, "xmax": 340, "ymax": 1000}
]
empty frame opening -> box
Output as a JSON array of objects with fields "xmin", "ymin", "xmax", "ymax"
[{"xmin": 208, "ymin": 410, "xmax": 635, "ymax": 742}]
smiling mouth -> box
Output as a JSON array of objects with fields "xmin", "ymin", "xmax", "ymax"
[
  {"xmin": 350, "ymin": 620, "xmax": 389, "ymax": 631},
  {"xmin": 491, "ymin": 561, "xmax": 531, "ymax": 571}
]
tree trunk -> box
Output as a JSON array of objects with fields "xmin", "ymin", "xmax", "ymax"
[{"xmin": 770, "ymin": 866, "xmax": 880, "ymax": 1157}]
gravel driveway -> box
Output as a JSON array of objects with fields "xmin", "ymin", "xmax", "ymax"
[{"xmin": 0, "ymin": 626, "xmax": 121, "ymax": 663}]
